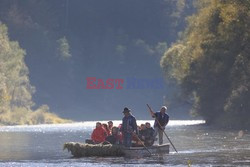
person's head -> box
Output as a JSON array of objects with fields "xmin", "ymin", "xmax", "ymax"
[
  {"xmin": 108, "ymin": 121, "xmax": 113, "ymax": 127},
  {"xmin": 111, "ymin": 126, "xmax": 118, "ymax": 135},
  {"xmin": 140, "ymin": 124, "xmax": 146, "ymax": 130},
  {"xmin": 118, "ymin": 124, "xmax": 122, "ymax": 129},
  {"xmin": 160, "ymin": 106, "xmax": 167, "ymax": 114},
  {"xmin": 145, "ymin": 122, "xmax": 151, "ymax": 128},
  {"xmin": 96, "ymin": 122, "xmax": 102, "ymax": 128},
  {"xmin": 102, "ymin": 123, "xmax": 108, "ymax": 130},
  {"xmin": 123, "ymin": 107, "xmax": 131, "ymax": 117}
]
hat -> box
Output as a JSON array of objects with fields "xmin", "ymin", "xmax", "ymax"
[
  {"xmin": 161, "ymin": 106, "xmax": 167, "ymax": 110},
  {"xmin": 122, "ymin": 107, "xmax": 131, "ymax": 113}
]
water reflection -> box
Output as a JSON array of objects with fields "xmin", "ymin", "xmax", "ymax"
[{"xmin": 0, "ymin": 132, "xmax": 32, "ymax": 160}]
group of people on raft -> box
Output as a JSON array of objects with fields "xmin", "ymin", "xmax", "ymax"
[{"xmin": 89, "ymin": 106, "xmax": 169, "ymax": 147}]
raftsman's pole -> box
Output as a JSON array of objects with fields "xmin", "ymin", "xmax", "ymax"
[
  {"xmin": 132, "ymin": 132, "xmax": 152, "ymax": 155},
  {"xmin": 146, "ymin": 104, "xmax": 178, "ymax": 153}
]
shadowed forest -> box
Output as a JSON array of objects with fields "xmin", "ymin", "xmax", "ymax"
[{"xmin": 0, "ymin": 0, "xmax": 249, "ymax": 129}]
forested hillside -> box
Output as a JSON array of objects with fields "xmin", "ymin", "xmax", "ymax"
[
  {"xmin": 0, "ymin": 0, "xmax": 195, "ymax": 121},
  {"xmin": 0, "ymin": 24, "xmax": 70, "ymax": 125},
  {"xmin": 1, "ymin": 0, "xmax": 248, "ymax": 128},
  {"xmin": 161, "ymin": 0, "xmax": 250, "ymax": 128}
]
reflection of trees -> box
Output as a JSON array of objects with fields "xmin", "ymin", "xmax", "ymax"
[{"xmin": 0, "ymin": 132, "xmax": 31, "ymax": 160}]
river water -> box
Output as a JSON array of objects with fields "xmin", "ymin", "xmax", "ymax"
[{"xmin": 0, "ymin": 120, "xmax": 249, "ymax": 167}]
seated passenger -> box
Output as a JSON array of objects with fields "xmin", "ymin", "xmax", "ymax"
[
  {"xmin": 144, "ymin": 122, "xmax": 155, "ymax": 146},
  {"xmin": 108, "ymin": 121, "xmax": 113, "ymax": 133},
  {"xmin": 118, "ymin": 124, "xmax": 123, "ymax": 143},
  {"xmin": 105, "ymin": 127, "xmax": 122, "ymax": 144},
  {"xmin": 91, "ymin": 122, "xmax": 107, "ymax": 144},
  {"xmin": 102, "ymin": 123, "xmax": 111, "ymax": 136},
  {"xmin": 139, "ymin": 124, "xmax": 147, "ymax": 141},
  {"xmin": 131, "ymin": 124, "xmax": 146, "ymax": 147}
]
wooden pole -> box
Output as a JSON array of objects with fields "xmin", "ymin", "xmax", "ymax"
[
  {"xmin": 146, "ymin": 104, "xmax": 178, "ymax": 153},
  {"xmin": 132, "ymin": 132, "xmax": 152, "ymax": 155}
]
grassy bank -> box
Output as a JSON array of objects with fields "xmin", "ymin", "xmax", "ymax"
[{"xmin": 0, "ymin": 105, "xmax": 72, "ymax": 125}]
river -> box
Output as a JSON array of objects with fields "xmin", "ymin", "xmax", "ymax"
[{"xmin": 0, "ymin": 120, "xmax": 249, "ymax": 166}]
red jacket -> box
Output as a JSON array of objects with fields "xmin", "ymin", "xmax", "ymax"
[{"xmin": 91, "ymin": 126, "xmax": 107, "ymax": 143}]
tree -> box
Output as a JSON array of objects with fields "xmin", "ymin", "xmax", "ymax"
[
  {"xmin": 0, "ymin": 23, "xmax": 70, "ymax": 125},
  {"xmin": 161, "ymin": 0, "xmax": 250, "ymax": 128}
]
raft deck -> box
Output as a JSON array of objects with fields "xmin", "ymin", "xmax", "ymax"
[{"xmin": 63, "ymin": 142, "xmax": 170, "ymax": 157}]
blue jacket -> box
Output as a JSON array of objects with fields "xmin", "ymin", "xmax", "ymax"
[
  {"xmin": 121, "ymin": 114, "xmax": 138, "ymax": 134},
  {"xmin": 153, "ymin": 112, "xmax": 169, "ymax": 129}
]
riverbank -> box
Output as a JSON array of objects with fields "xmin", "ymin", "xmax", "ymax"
[{"xmin": 0, "ymin": 109, "xmax": 72, "ymax": 126}]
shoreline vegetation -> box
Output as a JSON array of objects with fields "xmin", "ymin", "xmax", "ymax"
[
  {"xmin": 0, "ymin": 105, "xmax": 72, "ymax": 126},
  {"xmin": 0, "ymin": 23, "xmax": 70, "ymax": 126},
  {"xmin": 161, "ymin": 0, "xmax": 250, "ymax": 129}
]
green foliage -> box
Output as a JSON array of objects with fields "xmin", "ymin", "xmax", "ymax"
[
  {"xmin": 160, "ymin": 43, "xmax": 190, "ymax": 83},
  {"xmin": 0, "ymin": 23, "xmax": 32, "ymax": 110},
  {"xmin": 161, "ymin": 0, "xmax": 250, "ymax": 129},
  {"xmin": 0, "ymin": 23, "xmax": 70, "ymax": 125}
]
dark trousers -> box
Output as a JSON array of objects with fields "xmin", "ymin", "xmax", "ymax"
[{"xmin": 123, "ymin": 132, "xmax": 132, "ymax": 147}]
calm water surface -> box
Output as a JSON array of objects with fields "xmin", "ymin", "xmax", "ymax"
[{"xmin": 0, "ymin": 120, "xmax": 249, "ymax": 167}]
